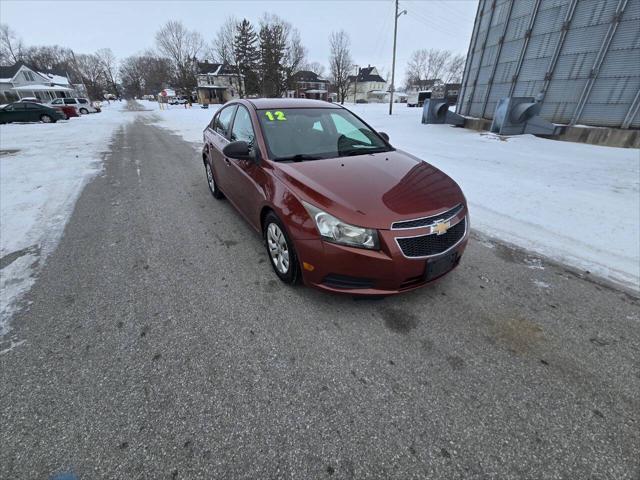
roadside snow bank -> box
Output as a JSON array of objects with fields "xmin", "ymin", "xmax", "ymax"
[
  {"xmin": 0, "ymin": 102, "xmax": 134, "ymax": 334},
  {"xmin": 144, "ymin": 100, "xmax": 219, "ymax": 145},
  {"xmin": 149, "ymin": 101, "xmax": 640, "ymax": 291}
]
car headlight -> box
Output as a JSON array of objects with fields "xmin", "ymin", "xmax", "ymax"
[{"xmin": 302, "ymin": 201, "xmax": 379, "ymax": 250}]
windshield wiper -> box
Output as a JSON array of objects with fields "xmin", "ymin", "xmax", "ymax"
[
  {"xmin": 274, "ymin": 154, "xmax": 322, "ymax": 162},
  {"xmin": 340, "ymin": 147, "xmax": 390, "ymax": 157}
]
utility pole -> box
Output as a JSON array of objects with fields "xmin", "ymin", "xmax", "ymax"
[
  {"xmin": 353, "ymin": 64, "xmax": 359, "ymax": 103},
  {"xmin": 389, "ymin": 0, "xmax": 406, "ymax": 115}
]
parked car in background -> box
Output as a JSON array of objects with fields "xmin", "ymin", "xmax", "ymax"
[
  {"xmin": 202, "ymin": 99, "xmax": 469, "ymax": 295},
  {"xmin": 169, "ymin": 96, "xmax": 188, "ymax": 105},
  {"xmin": 49, "ymin": 97, "xmax": 98, "ymax": 114},
  {"xmin": 53, "ymin": 105, "xmax": 79, "ymax": 119},
  {"xmin": 0, "ymin": 102, "xmax": 65, "ymax": 124},
  {"xmin": 407, "ymin": 91, "xmax": 431, "ymax": 108}
]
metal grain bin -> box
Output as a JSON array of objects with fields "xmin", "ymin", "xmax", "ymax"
[{"xmin": 458, "ymin": 0, "xmax": 640, "ymax": 129}]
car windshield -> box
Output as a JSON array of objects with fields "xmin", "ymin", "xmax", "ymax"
[{"xmin": 256, "ymin": 108, "xmax": 391, "ymax": 161}]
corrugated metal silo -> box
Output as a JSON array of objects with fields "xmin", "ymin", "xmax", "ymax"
[{"xmin": 458, "ymin": 0, "xmax": 640, "ymax": 129}]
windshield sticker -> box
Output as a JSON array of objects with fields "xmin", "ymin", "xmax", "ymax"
[{"xmin": 265, "ymin": 111, "xmax": 287, "ymax": 121}]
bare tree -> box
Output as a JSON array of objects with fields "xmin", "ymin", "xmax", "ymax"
[
  {"xmin": 282, "ymin": 28, "xmax": 306, "ymax": 92},
  {"xmin": 74, "ymin": 53, "xmax": 108, "ymax": 99},
  {"xmin": 96, "ymin": 48, "xmax": 119, "ymax": 95},
  {"xmin": 443, "ymin": 53, "xmax": 465, "ymax": 83},
  {"xmin": 211, "ymin": 17, "xmax": 238, "ymax": 64},
  {"xmin": 155, "ymin": 20, "xmax": 204, "ymax": 94},
  {"xmin": 405, "ymin": 48, "xmax": 452, "ymax": 88},
  {"xmin": 22, "ymin": 45, "xmax": 75, "ymax": 71},
  {"xmin": 328, "ymin": 30, "xmax": 352, "ymax": 104},
  {"xmin": 0, "ymin": 24, "xmax": 24, "ymax": 64},
  {"xmin": 303, "ymin": 61, "xmax": 326, "ymax": 77}
]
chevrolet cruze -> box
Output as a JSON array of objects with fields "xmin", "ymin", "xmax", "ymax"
[{"xmin": 202, "ymin": 99, "xmax": 468, "ymax": 295}]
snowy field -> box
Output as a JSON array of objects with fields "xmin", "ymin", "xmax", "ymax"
[
  {"xmin": 147, "ymin": 101, "xmax": 640, "ymax": 291},
  {"xmin": 0, "ymin": 102, "xmax": 136, "ymax": 334}
]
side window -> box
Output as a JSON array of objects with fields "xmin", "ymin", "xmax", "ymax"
[
  {"xmin": 230, "ymin": 106, "xmax": 255, "ymax": 144},
  {"xmin": 24, "ymin": 103, "xmax": 41, "ymax": 109},
  {"xmin": 51, "ymin": 99, "xmax": 62, "ymax": 105},
  {"xmin": 330, "ymin": 113, "xmax": 371, "ymax": 144},
  {"xmin": 214, "ymin": 105, "xmax": 237, "ymax": 138},
  {"xmin": 78, "ymin": 99, "xmax": 88, "ymax": 104},
  {"xmin": 64, "ymin": 99, "xmax": 77, "ymax": 105}
]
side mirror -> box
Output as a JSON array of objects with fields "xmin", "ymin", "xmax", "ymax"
[
  {"xmin": 378, "ymin": 131, "xmax": 390, "ymax": 142},
  {"xmin": 222, "ymin": 140, "xmax": 255, "ymax": 161}
]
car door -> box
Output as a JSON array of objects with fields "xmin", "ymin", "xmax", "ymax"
[
  {"xmin": 225, "ymin": 105, "xmax": 266, "ymax": 225},
  {"xmin": 5, "ymin": 103, "xmax": 27, "ymax": 122},
  {"xmin": 23, "ymin": 102, "xmax": 44, "ymax": 121},
  {"xmin": 0, "ymin": 104, "xmax": 19, "ymax": 123},
  {"xmin": 205, "ymin": 104, "xmax": 237, "ymax": 195}
]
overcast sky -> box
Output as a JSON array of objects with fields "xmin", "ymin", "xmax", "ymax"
[{"xmin": 1, "ymin": 0, "xmax": 477, "ymax": 82}]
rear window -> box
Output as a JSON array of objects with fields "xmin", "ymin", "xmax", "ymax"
[{"xmin": 78, "ymin": 99, "xmax": 88, "ymax": 104}]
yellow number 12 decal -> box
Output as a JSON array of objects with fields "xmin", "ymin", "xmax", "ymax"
[{"xmin": 265, "ymin": 111, "xmax": 286, "ymax": 121}]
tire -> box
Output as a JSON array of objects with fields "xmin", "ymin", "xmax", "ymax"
[
  {"xmin": 79, "ymin": 108, "xmax": 89, "ymax": 114},
  {"xmin": 263, "ymin": 212, "xmax": 301, "ymax": 285},
  {"xmin": 40, "ymin": 114, "xmax": 53, "ymax": 123},
  {"xmin": 205, "ymin": 160, "xmax": 224, "ymax": 199}
]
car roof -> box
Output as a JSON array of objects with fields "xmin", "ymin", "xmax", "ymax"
[{"xmin": 245, "ymin": 98, "xmax": 342, "ymax": 110}]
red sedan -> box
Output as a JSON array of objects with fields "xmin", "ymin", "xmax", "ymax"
[{"xmin": 202, "ymin": 99, "xmax": 468, "ymax": 295}]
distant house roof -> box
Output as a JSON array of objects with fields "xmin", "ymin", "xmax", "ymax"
[
  {"xmin": 0, "ymin": 62, "xmax": 27, "ymax": 82},
  {"xmin": 348, "ymin": 66, "xmax": 386, "ymax": 83},
  {"xmin": 38, "ymin": 69, "xmax": 71, "ymax": 86},
  {"xmin": 292, "ymin": 70, "xmax": 329, "ymax": 83},
  {"xmin": 0, "ymin": 62, "xmax": 72, "ymax": 84},
  {"xmin": 197, "ymin": 61, "xmax": 238, "ymax": 76}
]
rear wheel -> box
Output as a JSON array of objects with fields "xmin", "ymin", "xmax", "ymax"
[
  {"xmin": 205, "ymin": 161, "xmax": 223, "ymax": 199},
  {"xmin": 264, "ymin": 212, "xmax": 300, "ymax": 285},
  {"xmin": 40, "ymin": 114, "xmax": 54, "ymax": 123}
]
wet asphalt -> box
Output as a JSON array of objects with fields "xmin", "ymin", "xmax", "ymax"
[{"xmin": 0, "ymin": 112, "xmax": 638, "ymax": 480}]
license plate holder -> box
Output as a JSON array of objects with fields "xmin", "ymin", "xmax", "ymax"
[{"xmin": 425, "ymin": 252, "xmax": 458, "ymax": 281}]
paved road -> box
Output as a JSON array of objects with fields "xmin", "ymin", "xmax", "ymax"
[{"xmin": 1, "ymin": 112, "xmax": 639, "ymax": 479}]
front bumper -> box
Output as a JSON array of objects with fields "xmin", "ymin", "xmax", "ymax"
[{"xmin": 294, "ymin": 217, "xmax": 469, "ymax": 296}]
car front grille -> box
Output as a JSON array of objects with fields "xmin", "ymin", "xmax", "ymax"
[
  {"xmin": 396, "ymin": 217, "xmax": 466, "ymax": 258},
  {"xmin": 391, "ymin": 204, "xmax": 463, "ymax": 229}
]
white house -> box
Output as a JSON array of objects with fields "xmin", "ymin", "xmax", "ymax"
[
  {"xmin": 0, "ymin": 62, "xmax": 75, "ymax": 103},
  {"xmin": 346, "ymin": 66, "xmax": 388, "ymax": 103},
  {"xmin": 196, "ymin": 61, "xmax": 244, "ymax": 105}
]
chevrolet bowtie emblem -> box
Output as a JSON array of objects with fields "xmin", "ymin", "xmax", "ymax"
[{"xmin": 432, "ymin": 220, "xmax": 450, "ymax": 235}]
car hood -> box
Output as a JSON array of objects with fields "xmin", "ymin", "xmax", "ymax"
[{"xmin": 272, "ymin": 149, "xmax": 465, "ymax": 230}]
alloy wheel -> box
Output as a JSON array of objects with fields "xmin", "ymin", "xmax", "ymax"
[
  {"xmin": 206, "ymin": 163, "xmax": 215, "ymax": 192},
  {"xmin": 267, "ymin": 223, "xmax": 289, "ymax": 274}
]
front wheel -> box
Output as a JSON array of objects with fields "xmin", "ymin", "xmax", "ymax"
[
  {"xmin": 40, "ymin": 114, "xmax": 54, "ymax": 123},
  {"xmin": 264, "ymin": 212, "xmax": 300, "ymax": 285},
  {"xmin": 79, "ymin": 108, "xmax": 89, "ymax": 114}
]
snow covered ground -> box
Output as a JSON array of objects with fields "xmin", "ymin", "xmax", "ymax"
[
  {"xmin": 0, "ymin": 102, "xmax": 135, "ymax": 334},
  {"xmin": 148, "ymin": 101, "xmax": 640, "ymax": 291}
]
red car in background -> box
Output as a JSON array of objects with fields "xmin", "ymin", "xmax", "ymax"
[
  {"xmin": 202, "ymin": 99, "xmax": 468, "ymax": 296},
  {"xmin": 53, "ymin": 105, "xmax": 79, "ymax": 119}
]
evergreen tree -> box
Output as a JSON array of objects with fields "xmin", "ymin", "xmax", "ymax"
[
  {"xmin": 233, "ymin": 19, "xmax": 260, "ymax": 97},
  {"xmin": 258, "ymin": 22, "xmax": 286, "ymax": 97}
]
